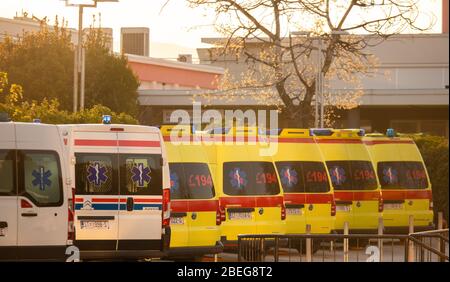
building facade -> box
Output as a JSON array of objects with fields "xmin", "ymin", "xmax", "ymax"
[{"xmin": 196, "ymin": 33, "xmax": 449, "ymax": 137}]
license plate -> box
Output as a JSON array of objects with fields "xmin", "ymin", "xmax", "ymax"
[
  {"xmin": 0, "ymin": 228, "xmax": 5, "ymax": 237},
  {"xmin": 384, "ymin": 203, "xmax": 404, "ymax": 210},
  {"xmin": 286, "ymin": 208, "xmax": 302, "ymax": 215},
  {"xmin": 229, "ymin": 212, "xmax": 252, "ymax": 220},
  {"xmin": 336, "ymin": 205, "xmax": 351, "ymax": 212},
  {"xmin": 170, "ymin": 217, "xmax": 185, "ymax": 225},
  {"xmin": 80, "ymin": 220, "xmax": 110, "ymax": 230}
]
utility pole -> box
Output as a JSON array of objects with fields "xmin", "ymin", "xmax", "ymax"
[{"xmin": 62, "ymin": 0, "xmax": 118, "ymax": 112}]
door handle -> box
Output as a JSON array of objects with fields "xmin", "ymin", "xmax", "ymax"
[
  {"xmin": 171, "ymin": 212, "xmax": 187, "ymax": 218},
  {"xmin": 0, "ymin": 222, "xmax": 7, "ymax": 228},
  {"xmin": 21, "ymin": 213, "xmax": 38, "ymax": 217},
  {"xmin": 126, "ymin": 197, "xmax": 134, "ymax": 211},
  {"xmin": 191, "ymin": 212, "xmax": 197, "ymax": 220}
]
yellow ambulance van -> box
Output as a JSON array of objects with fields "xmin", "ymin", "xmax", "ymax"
[
  {"xmin": 162, "ymin": 125, "xmax": 223, "ymax": 259},
  {"xmin": 270, "ymin": 128, "xmax": 335, "ymax": 235},
  {"xmin": 312, "ymin": 129, "xmax": 382, "ymax": 233},
  {"xmin": 208, "ymin": 127, "xmax": 286, "ymax": 249},
  {"xmin": 363, "ymin": 130, "xmax": 434, "ymax": 233}
]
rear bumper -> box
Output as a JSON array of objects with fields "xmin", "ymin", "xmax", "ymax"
[
  {"xmin": 76, "ymin": 228, "xmax": 171, "ymax": 260},
  {"xmin": 166, "ymin": 241, "xmax": 224, "ymax": 258},
  {"xmin": 80, "ymin": 250, "xmax": 166, "ymax": 260}
]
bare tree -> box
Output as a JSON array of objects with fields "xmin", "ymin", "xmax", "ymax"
[{"xmin": 188, "ymin": 0, "xmax": 434, "ymax": 127}]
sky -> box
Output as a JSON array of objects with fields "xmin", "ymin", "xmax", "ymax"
[{"xmin": 0, "ymin": 0, "xmax": 444, "ymax": 59}]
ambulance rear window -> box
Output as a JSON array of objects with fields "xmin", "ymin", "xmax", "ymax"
[
  {"xmin": 75, "ymin": 154, "xmax": 117, "ymax": 195},
  {"xmin": 0, "ymin": 150, "xmax": 15, "ymax": 195},
  {"xmin": 20, "ymin": 151, "xmax": 63, "ymax": 206},
  {"xmin": 326, "ymin": 161, "xmax": 378, "ymax": 191},
  {"xmin": 276, "ymin": 161, "xmax": 330, "ymax": 193},
  {"xmin": 377, "ymin": 161, "xmax": 428, "ymax": 189},
  {"xmin": 120, "ymin": 154, "xmax": 163, "ymax": 196},
  {"xmin": 169, "ymin": 163, "xmax": 215, "ymax": 200},
  {"xmin": 223, "ymin": 162, "xmax": 280, "ymax": 196}
]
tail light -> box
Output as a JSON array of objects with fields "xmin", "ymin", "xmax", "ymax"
[
  {"xmin": 162, "ymin": 189, "xmax": 171, "ymax": 228},
  {"xmin": 67, "ymin": 188, "xmax": 75, "ymax": 242},
  {"xmin": 220, "ymin": 205, "xmax": 226, "ymax": 223},
  {"xmin": 216, "ymin": 204, "xmax": 224, "ymax": 226},
  {"xmin": 281, "ymin": 204, "xmax": 286, "ymax": 220},
  {"xmin": 331, "ymin": 200, "xmax": 336, "ymax": 216},
  {"xmin": 378, "ymin": 197, "xmax": 384, "ymax": 213},
  {"xmin": 20, "ymin": 199, "xmax": 33, "ymax": 208}
]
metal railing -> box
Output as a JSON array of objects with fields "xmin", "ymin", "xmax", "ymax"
[
  {"xmin": 237, "ymin": 231, "xmax": 449, "ymax": 262},
  {"xmin": 409, "ymin": 229, "xmax": 449, "ymax": 262}
]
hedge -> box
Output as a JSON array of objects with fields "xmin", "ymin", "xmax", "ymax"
[{"xmin": 413, "ymin": 135, "xmax": 449, "ymax": 223}]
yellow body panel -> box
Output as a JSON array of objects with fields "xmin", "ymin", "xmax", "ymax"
[
  {"xmin": 314, "ymin": 129, "xmax": 381, "ymax": 232},
  {"xmin": 364, "ymin": 136, "xmax": 433, "ymax": 232},
  {"xmin": 212, "ymin": 128, "xmax": 286, "ymax": 242},
  {"xmin": 271, "ymin": 129, "xmax": 335, "ymax": 234},
  {"xmin": 163, "ymin": 126, "xmax": 221, "ymax": 250}
]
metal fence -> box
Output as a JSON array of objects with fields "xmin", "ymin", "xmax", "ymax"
[{"xmin": 237, "ymin": 230, "xmax": 449, "ymax": 262}]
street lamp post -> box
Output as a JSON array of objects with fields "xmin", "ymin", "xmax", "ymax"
[{"xmin": 61, "ymin": 0, "xmax": 118, "ymax": 112}]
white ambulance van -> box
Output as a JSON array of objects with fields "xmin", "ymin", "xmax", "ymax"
[
  {"xmin": 58, "ymin": 120, "xmax": 171, "ymax": 260},
  {"xmin": 0, "ymin": 119, "xmax": 72, "ymax": 261}
]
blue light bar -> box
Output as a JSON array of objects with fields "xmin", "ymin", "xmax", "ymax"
[
  {"xmin": 102, "ymin": 115, "xmax": 112, "ymax": 125},
  {"xmin": 358, "ymin": 129, "xmax": 366, "ymax": 136},
  {"xmin": 386, "ymin": 128, "xmax": 395, "ymax": 138}
]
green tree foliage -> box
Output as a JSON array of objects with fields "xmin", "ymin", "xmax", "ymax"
[
  {"xmin": 0, "ymin": 71, "xmax": 137, "ymax": 125},
  {"xmin": 413, "ymin": 135, "xmax": 449, "ymax": 223},
  {"xmin": 0, "ymin": 17, "xmax": 140, "ymax": 116},
  {"xmin": 0, "ymin": 18, "xmax": 73, "ymax": 108},
  {"xmin": 83, "ymin": 28, "xmax": 140, "ymax": 116}
]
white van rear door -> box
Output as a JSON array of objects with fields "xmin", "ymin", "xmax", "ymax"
[
  {"xmin": 73, "ymin": 131, "xmax": 119, "ymax": 252},
  {"xmin": 117, "ymin": 132, "xmax": 163, "ymax": 251},
  {"xmin": 0, "ymin": 124, "xmax": 18, "ymax": 260},
  {"xmin": 15, "ymin": 125, "xmax": 67, "ymax": 260}
]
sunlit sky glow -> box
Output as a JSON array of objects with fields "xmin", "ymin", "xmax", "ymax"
[{"xmin": 0, "ymin": 0, "xmax": 443, "ymax": 59}]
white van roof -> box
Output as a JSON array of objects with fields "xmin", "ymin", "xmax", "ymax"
[{"xmin": 58, "ymin": 124, "xmax": 161, "ymax": 134}]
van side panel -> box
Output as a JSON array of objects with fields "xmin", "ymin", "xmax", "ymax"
[
  {"xmin": 0, "ymin": 124, "xmax": 18, "ymax": 260},
  {"xmin": 15, "ymin": 124, "xmax": 68, "ymax": 260}
]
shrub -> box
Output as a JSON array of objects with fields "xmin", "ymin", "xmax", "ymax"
[{"xmin": 413, "ymin": 135, "xmax": 449, "ymax": 223}]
